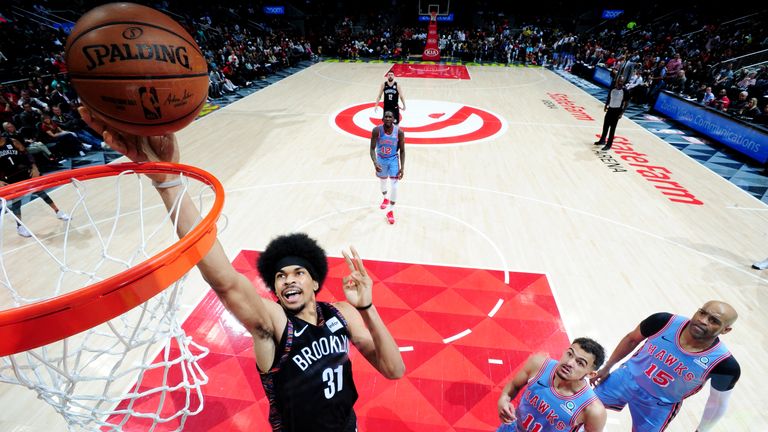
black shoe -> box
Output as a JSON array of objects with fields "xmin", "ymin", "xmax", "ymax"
[
  {"xmin": 601, "ymin": 143, "xmax": 612, "ymax": 151},
  {"xmin": 594, "ymin": 141, "xmax": 605, "ymax": 145}
]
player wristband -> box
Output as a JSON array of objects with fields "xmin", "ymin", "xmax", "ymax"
[
  {"xmin": 356, "ymin": 303, "xmax": 373, "ymax": 311},
  {"xmin": 151, "ymin": 177, "xmax": 183, "ymax": 189}
]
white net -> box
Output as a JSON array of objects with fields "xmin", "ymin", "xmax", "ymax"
[{"xmin": 0, "ymin": 168, "xmax": 214, "ymax": 431}]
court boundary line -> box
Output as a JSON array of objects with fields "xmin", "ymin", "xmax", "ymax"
[{"xmin": 546, "ymin": 68, "xmax": 768, "ymax": 211}]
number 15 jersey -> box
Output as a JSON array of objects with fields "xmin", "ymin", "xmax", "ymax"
[
  {"xmin": 624, "ymin": 314, "xmax": 732, "ymax": 403},
  {"xmin": 260, "ymin": 302, "xmax": 358, "ymax": 431}
]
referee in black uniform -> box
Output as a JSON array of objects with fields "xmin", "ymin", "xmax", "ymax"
[{"xmin": 594, "ymin": 77, "xmax": 629, "ymax": 151}]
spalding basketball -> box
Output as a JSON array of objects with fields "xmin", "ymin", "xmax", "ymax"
[{"xmin": 65, "ymin": 3, "xmax": 208, "ymax": 136}]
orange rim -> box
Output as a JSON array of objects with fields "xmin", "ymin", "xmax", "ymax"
[{"xmin": 0, "ymin": 162, "xmax": 224, "ymax": 356}]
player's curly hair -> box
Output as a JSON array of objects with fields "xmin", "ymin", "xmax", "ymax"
[
  {"xmin": 257, "ymin": 233, "xmax": 329, "ymax": 293},
  {"xmin": 573, "ymin": 337, "xmax": 606, "ymax": 370}
]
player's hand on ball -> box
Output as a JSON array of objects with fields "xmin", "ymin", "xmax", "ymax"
[
  {"xmin": 79, "ymin": 105, "xmax": 179, "ymax": 182},
  {"xmin": 341, "ymin": 246, "xmax": 373, "ymax": 309}
]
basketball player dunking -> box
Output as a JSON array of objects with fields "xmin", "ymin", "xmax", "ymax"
[
  {"xmin": 370, "ymin": 111, "xmax": 405, "ymax": 224},
  {"xmin": 78, "ymin": 107, "xmax": 405, "ymax": 432},
  {"xmin": 375, "ymin": 72, "xmax": 406, "ymax": 124}
]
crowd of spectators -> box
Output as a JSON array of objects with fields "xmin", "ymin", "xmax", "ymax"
[
  {"xmin": 308, "ymin": 6, "xmax": 767, "ymax": 126},
  {"xmin": 0, "ymin": 0, "xmax": 321, "ymax": 173},
  {"xmin": 313, "ymin": 7, "xmax": 768, "ymax": 127},
  {"xmin": 559, "ymin": 8, "xmax": 768, "ymax": 127},
  {"xmin": 1, "ymin": 1, "xmax": 766, "ymax": 165}
]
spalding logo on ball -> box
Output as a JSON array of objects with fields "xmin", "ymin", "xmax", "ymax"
[{"xmin": 65, "ymin": 3, "xmax": 209, "ymax": 136}]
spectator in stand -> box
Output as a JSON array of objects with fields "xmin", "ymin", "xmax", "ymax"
[
  {"xmin": 701, "ymin": 86, "xmax": 715, "ymax": 105},
  {"xmin": 16, "ymin": 102, "xmax": 42, "ymax": 129},
  {"xmin": 2, "ymin": 86, "xmax": 22, "ymax": 109},
  {"xmin": 735, "ymin": 97, "xmax": 760, "ymax": 121},
  {"xmin": 729, "ymin": 91, "xmax": 749, "ymax": 114},
  {"xmin": 666, "ymin": 70, "xmax": 687, "ymax": 94},
  {"xmin": 665, "ymin": 53, "xmax": 683, "ymax": 77},
  {"xmin": 735, "ymin": 71, "xmax": 756, "ymax": 91},
  {"xmin": 51, "ymin": 105, "xmax": 105, "ymax": 149},
  {"xmin": 754, "ymin": 105, "xmax": 768, "ymax": 126},
  {"xmin": 711, "ymin": 89, "xmax": 731, "ymax": 112},
  {"xmin": 714, "ymin": 63, "xmax": 735, "ymax": 88},
  {"xmin": 17, "ymin": 89, "xmax": 49, "ymax": 112},
  {"xmin": 51, "ymin": 54, "xmax": 67, "ymax": 74},
  {"xmin": 47, "ymin": 86, "xmax": 71, "ymax": 113},
  {"xmin": 0, "ymin": 92, "xmax": 17, "ymax": 124},
  {"xmin": 39, "ymin": 114, "xmax": 89, "ymax": 156},
  {"xmin": 208, "ymin": 65, "xmax": 223, "ymax": 98},
  {"xmin": 625, "ymin": 69, "xmax": 647, "ymax": 104},
  {"xmin": 647, "ymin": 60, "xmax": 667, "ymax": 108}
]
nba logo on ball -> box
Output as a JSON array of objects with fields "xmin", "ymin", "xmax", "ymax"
[{"xmin": 65, "ymin": 3, "xmax": 209, "ymax": 136}]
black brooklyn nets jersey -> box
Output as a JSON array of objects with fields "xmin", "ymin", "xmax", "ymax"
[
  {"xmin": 383, "ymin": 81, "xmax": 399, "ymax": 111},
  {"xmin": 260, "ymin": 302, "xmax": 358, "ymax": 431},
  {"xmin": 0, "ymin": 138, "xmax": 31, "ymax": 183}
]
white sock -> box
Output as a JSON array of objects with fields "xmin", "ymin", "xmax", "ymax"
[
  {"xmin": 389, "ymin": 178, "xmax": 399, "ymax": 203},
  {"xmin": 380, "ymin": 178, "xmax": 389, "ymax": 197}
]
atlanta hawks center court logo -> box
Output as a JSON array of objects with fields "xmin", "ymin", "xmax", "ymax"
[{"xmin": 331, "ymin": 99, "xmax": 507, "ymax": 146}]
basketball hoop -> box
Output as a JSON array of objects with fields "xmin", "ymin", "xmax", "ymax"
[
  {"xmin": 0, "ymin": 162, "xmax": 224, "ymax": 430},
  {"xmin": 430, "ymin": 11, "xmax": 438, "ymax": 22}
]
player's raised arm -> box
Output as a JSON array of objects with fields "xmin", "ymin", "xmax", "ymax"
[
  {"xmin": 336, "ymin": 247, "xmax": 405, "ymax": 379},
  {"xmin": 497, "ymin": 353, "xmax": 546, "ymax": 423},
  {"xmin": 79, "ymin": 106, "xmax": 286, "ymax": 372}
]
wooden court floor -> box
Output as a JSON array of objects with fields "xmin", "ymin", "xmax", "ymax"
[{"xmin": 1, "ymin": 62, "xmax": 767, "ymax": 431}]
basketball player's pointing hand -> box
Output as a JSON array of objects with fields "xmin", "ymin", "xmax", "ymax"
[
  {"xmin": 341, "ymin": 246, "xmax": 373, "ymax": 309},
  {"xmin": 78, "ymin": 105, "xmax": 179, "ymax": 182}
]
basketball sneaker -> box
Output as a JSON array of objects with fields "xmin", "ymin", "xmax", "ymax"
[
  {"xmin": 56, "ymin": 210, "xmax": 71, "ymax": 221},
  {"xmin": 752, "ymin": 258, "xmax": 768, "ymax": 270},
  {"xmin": 17, "ymin": 225, "xmax": 31, "ymax": 238},
  {"xmin": 386, "ymin": 210, "xmax": 395, "ymax": 225},
  {"xmin": 380, "ymin": 198, "xmax": 390, "ymax": 210}
]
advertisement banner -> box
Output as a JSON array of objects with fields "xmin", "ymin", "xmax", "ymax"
[
  {"xmin": 655, "ymin": 92, "xmax": 768, "ymax": 163},
  {"xmin": 593, "ymin": 66, "xmax": 613, "ymax": 87},
  {"xmin": 422, "ymin": 14, "xmax": 440, "ymax": 61}
]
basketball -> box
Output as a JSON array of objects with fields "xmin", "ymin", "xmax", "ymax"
[{"xmin": 65, "ymin": 3, "xmax": 209, "ymax": 136}]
